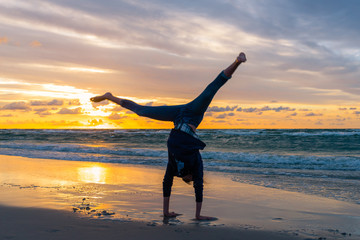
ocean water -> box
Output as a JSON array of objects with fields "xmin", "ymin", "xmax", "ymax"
[{"xmin": 1, "ymin": 129, "xmax": 359, "ymax": 204}]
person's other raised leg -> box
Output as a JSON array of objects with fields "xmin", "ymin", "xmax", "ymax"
[{"xmin": 90, "ymin": 92, "xmax": 182, "ymax": 122}]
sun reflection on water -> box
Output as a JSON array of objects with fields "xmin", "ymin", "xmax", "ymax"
[{"xmin": 77, "ymin": 166, "xmax": 107, "ymax": 184}]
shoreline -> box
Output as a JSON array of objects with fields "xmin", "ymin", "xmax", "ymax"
[{"xmin": 1, "ymin": 155, "xmax": 359, "ymax": 239}]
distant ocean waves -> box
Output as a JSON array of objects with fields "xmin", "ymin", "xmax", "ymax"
[
  {"xmin": 0, "ymin": 141, "xmax": 168, "ymax": 165},
  {"xmin": 1, "ymin": 139, "xmax": 359, "ymax": 174},
  {"xmin": 1, "ymin": 129, "xmax": 359, "ymax": 204}
]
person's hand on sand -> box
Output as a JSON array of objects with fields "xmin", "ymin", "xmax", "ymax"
[
  {"xmin": 237, "ymin": 52, "xmax": 247, "ymax": 63},
  {"xmin": 196, "ymin": 215, "xmax": 218, "ymax": 221},
  {"xmin": 164, "ymin": 211, "xmax": 182, "ymax": 217},
  {"xmin": 90, "ymin": 92, "xmax": 113, "ymax": 102}
]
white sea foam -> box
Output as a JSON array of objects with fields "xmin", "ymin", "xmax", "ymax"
[
  {"xmin": 282, "ymin": 130, "xmax": 360, "ymax": 137},
  {"xmin": 202, "ymin": 151, "xmax": 360, "ymax": 171},
  {"xmin": 214, "ymin": 129, "xmax": 264, "ymax": 135},
  {"xmin": 1, "ymin": 141, "xmax": 358, "ymax": 172}
]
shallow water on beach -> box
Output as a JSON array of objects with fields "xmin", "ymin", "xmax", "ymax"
[{"xmin": 0, "ymin": 129, "xmax": 359, "ymax": 204}]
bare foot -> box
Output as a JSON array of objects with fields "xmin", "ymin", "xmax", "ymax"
[
  {"xmin": 164, "ymin": 212, "xmax": 182, "ymax": 218},
  {"xmin": 237, "ymin": 52, "xmax": 247, "ymax": 63},
  {"xmin": 196, "ymin": 215, "xmax": 218, "ymax": 221},
  {"xmin": 90, "ymin": 92, "xmax": 112, "ymax": 102}
]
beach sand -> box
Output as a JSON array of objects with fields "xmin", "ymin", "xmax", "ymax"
[{"xmin": 0, "ymin": 155, "xmax": 359, "ymax": 240}]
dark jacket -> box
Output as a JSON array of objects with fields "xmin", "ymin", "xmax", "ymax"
[{"xmin": 163, "ymin": 129, "xmax": 206, "ymax": 202}]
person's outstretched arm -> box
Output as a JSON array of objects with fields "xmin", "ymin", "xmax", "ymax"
[
  {"xmin": 195, "ymin": 202, "xmax": 213, "ymax": 220},
  {"xmin": 223, "ymin": 52, "xmax": 247, "ymax": 78},
  {"xmin": 163, "ymin": 197, "xmax": 181, "ymax": 217}
]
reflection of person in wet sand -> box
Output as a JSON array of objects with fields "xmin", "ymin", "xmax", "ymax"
[{"xmin": 91, "ymin": 52, "xmax": 247, "ymax": 220}]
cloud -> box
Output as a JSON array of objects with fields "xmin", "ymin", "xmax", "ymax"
[
  {"xmin": 354, "ymin": 111, "xmax": 360, "ymax": 115},
  {"xmin": 108, "ymin": 113, "xmax": 125, "ymax": 120},
  {"xmin": 336, "ymin": 118, "xmax": 346, "ymax": 122},
  {"xmin": 30, "ymin": 100, "xmax": 48, "ymax": 106},
  {"xmin": 258, "ymin": 106, "xmax": 271, "ymax": 111},
  {"xmin": 30, "ymin": 99, "xmax": 64, "ymax": 106},
  {"xmin": 271, "ymin": 106, "xmax": 296, "ymax": 112},
  {"xmin": 30, "ymin": 40, "xmax": 42, "ymax": 47},
  {"xmin": 207, "ymin": 105, "xmax": 237, "ymax": 112},
  {"xmin": 2, "ymin": 102, "xmax": 31, "ymax": 111},
  {"xmin": 34, "ymin": 108, "xmax": 52, "ymax": 116},
  {"xmin": 305, "ymin": 112, "xmax": 323, "ymax": 117},
  {"xmin": 0, "ymin": 36, "xmax": 8, "ymax": 44},
  {"xmin": 236, "ymin": 106, "xmax": 295, "ymax": 113},
  {"xmin": 237, "ymin": 106, "xmax": 299, "ymax": 114},
  {"xmin": 212, "ymin": 120, "xmax": 226, "ymax": 123},
  {"xmin": 237, "ymin": 107, "xmax": 257, "ymax": 113},
  {"xmin": 57, "ymin": 107, "xmax": 82, "ymax": 114},
  {"xmin": 216, "ymin": 113, "xmax": 227, "ymax": 119},
  {"xmin": 48, "ymin": 99, "xmax": 64, "ymax": 106},
  {"xmin": 34, "ymin": 107, "xmax": 48, "ymax": 112},
  {"xmin": 0, "ymin": 114, "xmax": 13, "ymax": 117}
]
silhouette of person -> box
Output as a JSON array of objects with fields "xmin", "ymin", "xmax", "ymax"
[{"xmin": 91, "ymin": 52, "xmax": 247, "ymax": 220}]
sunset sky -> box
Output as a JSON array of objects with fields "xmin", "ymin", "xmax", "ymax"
[{"xmin": 1, "ymin": 0, "xmax": 359, "ymax": 129}]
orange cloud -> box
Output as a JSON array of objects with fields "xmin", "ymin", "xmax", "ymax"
[
  {"xmin": 108, "ymin": 113, "xmax": 126, "ymax": 120},
  {"xmin": 30, "ymin": 40, "xmax": 42, "ymax": 47},
  {"xmin": 57, "ymin": 107, "xmax": 82, "ymax": 114},
  {"xmin": 2, "ymin": 102, "xmax": 31, "ymax": 111},
  {"xmin": 0, "ymin": 36, "xmax": 8, "ymax": 44},
  {"xmin": 30, "ymin": 99, "xmax": 64, "ymax": 106}
]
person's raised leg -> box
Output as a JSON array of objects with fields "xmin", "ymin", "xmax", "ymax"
[
  {"xmin": 185, "ymin": 52, "xmax": 247, "ymax": 115},
  {"xmin": 223, "ymin": 52, "xmax": 246, "ymax": 78}
]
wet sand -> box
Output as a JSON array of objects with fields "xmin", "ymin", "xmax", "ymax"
[
  {"xmin": 0, "ymin": 155, "xmax": 359, "ymax": 239},
  {"xmin": 0, "ymin": 205, "xmax": 305, "ymax": 240}
]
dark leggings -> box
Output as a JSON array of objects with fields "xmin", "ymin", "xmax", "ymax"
[{"xmin": 119, "ymin": 71, "xmax": 230, "ymax": 125}]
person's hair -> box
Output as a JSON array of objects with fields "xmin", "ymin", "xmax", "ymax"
[
  {"xmin": 182, "ymin": 178, "xmax": 192, "ymax": 185},
  {"xmin": 181, "ymin": 174, "xmax": 193, "ymax": 185}
]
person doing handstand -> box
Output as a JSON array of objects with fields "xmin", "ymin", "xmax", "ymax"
[{"xmin": 91, "ymin": 52, "xmax": 247, "ymax": 220}]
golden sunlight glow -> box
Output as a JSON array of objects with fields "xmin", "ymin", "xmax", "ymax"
[
  {"xmin": 17, "ymin": 63, "xmax": 114, "ymax": 74},
  {"xmin": 77, "ymin": 166, "xmax": 107, "ymax": 184},
  {"xmin": 0, "ymin": 78, "xmax": 29, "ymax": 85},
  {"xmin": 0, "ymin": 77, "xmax": 93, "ymax": 99}
]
